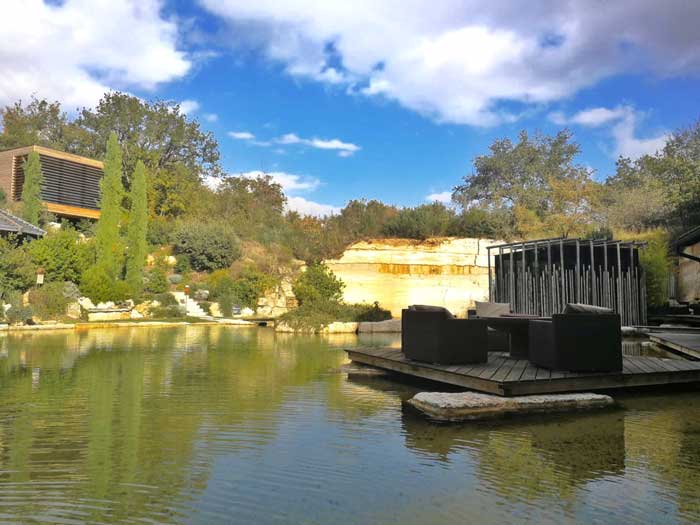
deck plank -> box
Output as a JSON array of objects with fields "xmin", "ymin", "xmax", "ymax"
[
  {"xmin": 346, "ymin": 347, "xmax": 700, "ymax": 397},
  {"xmin": 503, "ymin": 359, "xmax": 529, "ymax": 382}
]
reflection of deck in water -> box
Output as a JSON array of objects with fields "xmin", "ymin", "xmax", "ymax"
[{"xmin": 347, "ymin": 347, "xmax": 700, "ymax": 397}]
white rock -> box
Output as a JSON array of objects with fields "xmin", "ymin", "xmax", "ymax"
[
  {"xmin": 408, "ymin": 391, "xmax": 615, "ymax": 421},
  {"xmin": 321, "ymin": 322, "xmax": 359, "ymax": 334},
  {"xmin": 241, "ymin": 307, "xmax": 255, "ymax": 317},
  {"xmin": 78, "ymin": 297, "xmax": 95, "ymax": 310},
  {"xmin": 130, "ymin": 310, "xmax": 144, "ymax": 319},
  {"xmin": 358, "ymin": 319, "xmax": 401, "ymax": 333}
]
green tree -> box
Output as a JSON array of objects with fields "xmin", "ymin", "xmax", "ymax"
[
  {"xmin": 82, "ymin": 133, "xmax": 125, "ymax": 301},
  {"xmin": 28, "ymin": 228, "xmax": 93, "ymax": 283},
  {"xmin": 0, "ymin": 239, "xmax": 36, "ymax": 296},
  {"xmin": 453, "ymin": 130, "xmax": 601, "ymax": 239},
  {"xmin": 382, "ymin": 203, "xmax": 455, "ymax": 239},
  {"xmin": 94, "ymin": 132, "xmax": 125, "ymax": 275},
  {"xmin": 21, "ymin": 151, "xmax": 43, "ymax": 225},
  {"xmin": 125, "ymin": 161, "xmax": 148, "ymax": 297},
  {"xmin": 172, "ymin": 220, "xmax": 241, "ymax": 272},
  {"xmin": 292, "ymin": 263, "xmax": 344, "ymax": 305}
]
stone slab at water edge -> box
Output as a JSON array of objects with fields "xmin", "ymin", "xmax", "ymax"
[{"xmin": 408, "ymin": 391, "xmax": 615, "ymax": 421}]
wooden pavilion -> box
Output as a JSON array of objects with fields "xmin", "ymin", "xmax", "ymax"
[{"xmin": 486, "ymin": 238, "xmax": 647, "ymax": 325}]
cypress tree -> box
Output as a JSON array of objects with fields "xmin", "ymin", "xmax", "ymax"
[
  {"xmin": 125, "ymin": 160, "xmax": 148, "ymax": 297},
  {"xmin": 94, "ymin": 132, "xmax": 125, "ymax": 279},
  {"xmin": 21, "ymin": 150, "xmax": 43, "ymax": 225}
]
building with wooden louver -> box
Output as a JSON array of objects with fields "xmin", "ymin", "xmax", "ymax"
[
  {"xmin": 0, "ymin": 145, "xmax": 102, "ymax": 220},
  {"xmin": 487, "ymin": 238, "xmax": 647, "ymax": 326}
]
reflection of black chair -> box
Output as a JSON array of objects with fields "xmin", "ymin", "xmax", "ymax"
[
  {"xmin": 401, "ymin": 306, "xmax": 488, "ymax": 365},
  {"xmin": 529, "ymin": 311, "xmax": 622, "ymax": 372}
]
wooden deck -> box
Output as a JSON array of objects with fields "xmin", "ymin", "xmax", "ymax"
[
  {"xmin": 649, "ymin": 332, "xmax": 700, "ymax": 360},
  {"xmin": 346, "ymin": 347, "xmax": 700, "ymax": 396}
]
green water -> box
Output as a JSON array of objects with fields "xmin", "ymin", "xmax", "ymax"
[{"xmin": 0, "ymin": 327, "xmax": 698, "ymax": 524}]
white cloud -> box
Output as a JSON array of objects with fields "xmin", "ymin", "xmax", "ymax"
[
  {"xmin": 286, "ymin": 196, "xmax": 340, "ymax": 217},
  {"xmin": 236, "ymin": 170, "xmax": 320, "ymax": 193},
  {"xmin": 549, "ymin": 106, "xmax": 628, "ymax": 127},
  {"xmin": 228, "ymin": 131, "xmax": 255, "ymax": 140},
  {"xmin": 203, "ymin": 113, "xmax": 219, "ymax": 122},
  {"xmin": 0, "ymin": 0, "xmax": 190, "ymax": 109},
  {"xmin": 426, "ymin": 191, "xmax": 452, "ymax": 204},
  {"xmin": 276, "ymin": 133, "xmax": 360, "ymax": 156},
  {"xmin": 550, "ymin": 105, "xmax": 668, "ymax": 159},
  {"xmin": 612, "ymin": 112, "xmax": 667, "ymax": 159},
  {"xmin": 201, "ymin": 0, "xmax": 700, "ymax": 126},
  {"xmin": 179, "ymin": 99, "xmax": 200, "ymax": 114}
]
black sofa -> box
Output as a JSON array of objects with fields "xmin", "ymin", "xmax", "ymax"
[
  {"xmin": 401, "ymin": 305, "xmax": 488, "ymax": 365},
  {"xmin": 528, "ymin": 304, "xmax": 622, "ymax": 372}
]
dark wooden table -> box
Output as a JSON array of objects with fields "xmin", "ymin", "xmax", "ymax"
[{"xmin": 482, "ymin": 315, "xmax": 548, "ymax": 359}]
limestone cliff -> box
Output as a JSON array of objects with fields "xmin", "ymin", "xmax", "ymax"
[{"xmin": 324, "ymin": 237, "xmax": 501, "ymax": 318}]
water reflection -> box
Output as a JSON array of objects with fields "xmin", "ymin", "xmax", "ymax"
[{"xmin": 0, "ymin": 327, "xmax": 697, "ymax": 524}]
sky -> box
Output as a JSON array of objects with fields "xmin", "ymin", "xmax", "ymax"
[{"xmin": 2, "ymin": 1, "xmax": 700, "ymax": 216}]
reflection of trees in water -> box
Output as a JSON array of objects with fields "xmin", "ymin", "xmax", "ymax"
[
  {"xmin": 0, "ymin": 326, "xmax": 347, "ymax": 522},
  {"xmin": 622, "ymin": 393, "xmax": 700, "ymax": 519},
  {"xmin": 401, "ymin": 405, "xmax": 626, "ymax": 502}
]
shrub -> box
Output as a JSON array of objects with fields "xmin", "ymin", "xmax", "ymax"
[
  {"xmin": 3, "ymin": 291, "xmax": 33, "ymax": 325},
  {"xmin": 174, "ymin": 254, "xmax": 190, "ymax": 274},
  {"xmin": 27, "ymin": 228, "xmax": 93, "ymax": 283},
  {"xmin": 147, "ymin": 218, "xmax": 172, "ymax": 246},
  {"xmin": 168, "ymin": 274, "xmax": 183, "ymax": 284},
  {"xmin": 172, "ymin": 221, "xmax": 241, "ymax": 272},
  {"xmin": 80, "ymin": 266, "xmax": 129, "ymax": 303},
  {"xmin": 0, "ymin": 238, "xmax": 35, "ymax": 295},
  {"xmin": 144, "ymin": 267, "xmax": 169, "ymax": 294},
  {"xmin": 153, "ymin": 292, "xmax": 178, "ymax": 306},
  {"xmin": 149, "ymin": 305, "xmax": 184, "ymax": 319},
  {"xmin": 350, "ymin": 301, "xmax": 392, "ymax": 322},
  {"xmin": 29, "ymin": 282, "xmax": 73, "ymax": 319},
  {"xmin": 231, "ymin": 267, "xmax": 277, "ymax": 308},
  {"xmin": 279, "ymin": 300, "xmax": 391, "ymax": 332},
  {"xmin": 292, "ymin": 263, "xmax": 344, "ymax": 305}
]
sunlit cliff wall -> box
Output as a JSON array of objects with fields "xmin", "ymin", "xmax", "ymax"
[{"xmin": 324, "ymin": 237, "xmax": 501, "ymax": 318}]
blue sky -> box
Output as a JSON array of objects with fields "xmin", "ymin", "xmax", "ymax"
[{"xmin": 2, "ymin": 1, "xmax": 700, "ymax": 215}]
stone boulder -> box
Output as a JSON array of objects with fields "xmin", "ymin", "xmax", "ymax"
[
  {"xmin": 358, "ymin": 319, "xmax": 401, "ymax": 333},
  {"xmin": 408, "ymin": 391, "xmax": 615, "ymax": 421}
]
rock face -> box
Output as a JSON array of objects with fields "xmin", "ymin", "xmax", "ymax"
[
  {"xmin": 358, "ymin": 319, "xmax": 402, "ymax": 333},
  {"xmin": 256, "ymin": 265, "xmax": 303, "ymax": 318},
  {"xmin": 324, "ymin": 237, "xmax": 501, "ymax": 318},
  {"xmin": 679, "ymin": 240, "xmax": 700, "ymax": 303},
  {"xmin": 408, "ymin": 391, "xmax": 615, "ymax": 421}
]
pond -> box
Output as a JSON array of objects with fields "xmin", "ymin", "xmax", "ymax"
[{"xmin": 0, "ymin": 326, "xmax": 698, "ymax": 524}]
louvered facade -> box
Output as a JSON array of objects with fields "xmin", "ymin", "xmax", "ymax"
[{"xmin": 0, "ymin": 145, "xmax": 102, "ymax": 219}]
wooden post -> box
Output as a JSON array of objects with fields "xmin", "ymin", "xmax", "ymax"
[
  {"xmin": 559, "ymin": 239, "xmax": 565, "ymax": 311},
  {"xmin": 590, "ymin": 240, "xmax": 596, "ymax": 305},
  {"xmin": 616, "ymin": 242, "xmax": 623, "ymax": 320}
]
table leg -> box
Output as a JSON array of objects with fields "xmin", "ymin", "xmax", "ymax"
[{"xmin": 509, "ymin": 330, "xmax": 529, "ymax": 359}]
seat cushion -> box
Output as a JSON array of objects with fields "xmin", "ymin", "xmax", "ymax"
[
  {"xmin": 563, "ymin": 303, "xmax": 614, "ymax": 315},
  {"xmin": 475, "ymin": 301, "xmax": 511, "ymax": 317},
  {"xmin": 407, "ymin": 305, "xmax": 454, "ymax": 318}
]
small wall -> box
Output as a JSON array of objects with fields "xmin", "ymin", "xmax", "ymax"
[{"xmin": 86, "ymin": 308, "xmax": 132, "ymax": 322}]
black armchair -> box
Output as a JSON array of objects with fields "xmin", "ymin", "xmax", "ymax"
[
  {"xmin": 401, "ymin": 306, "xmax": 488, "ymax": 365},
  {"xmin": 529, "ymin": 312, "xmax": 622, "ymax": 372}
]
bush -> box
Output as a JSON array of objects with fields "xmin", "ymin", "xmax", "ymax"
[
  {"xmin": 172, "ymin": 221, "xmax": 241, "ymax": 272},
  {"xmin": 168, "ymin": 274, "xmax": 183, "ymax": 284},
  {"xmin": 0, "ymin": 238, "xmax": 36, "ymax": 295},
  {"xmin": 80, "ymin": 266, "xmax": 130, "ymax": 303},
  {"xmin": 153, "ymin": 292, "xmax": 178, "ymax": 306},
  {"xmin": 3, "ymin": 291, "xmax": 33, "ymax": 325},
  {"xmin": 147, "ymin": 217, "xmax": 172, "ymax": 246},
  {"xmin": 149, "ymin": 305, "xmax": 184, "ymax": 319},
  {"xmin": 29, "ymin": 281, "xmax": 73, "ymax": 319},
  {"xmin": 279, "ymin": 299, "xmax": 391, "ymax": 332},
  {"xmin": 174, "ymin": 254, "xmax": 190, "ymax": 274},
  {"xmin": 27, "ymin": 228, "xmax": 93, "ymax": 283},
  {"xmin": 145, "ymin": 267, "xmax": 169, "ymax": 294},
  {"xmin": 292, "ymin": 263, "xmax": 344, "ymax": 305},
  {"xmin": 231, "ymin": 267, "xmax": 277, "ymax": 308}
]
